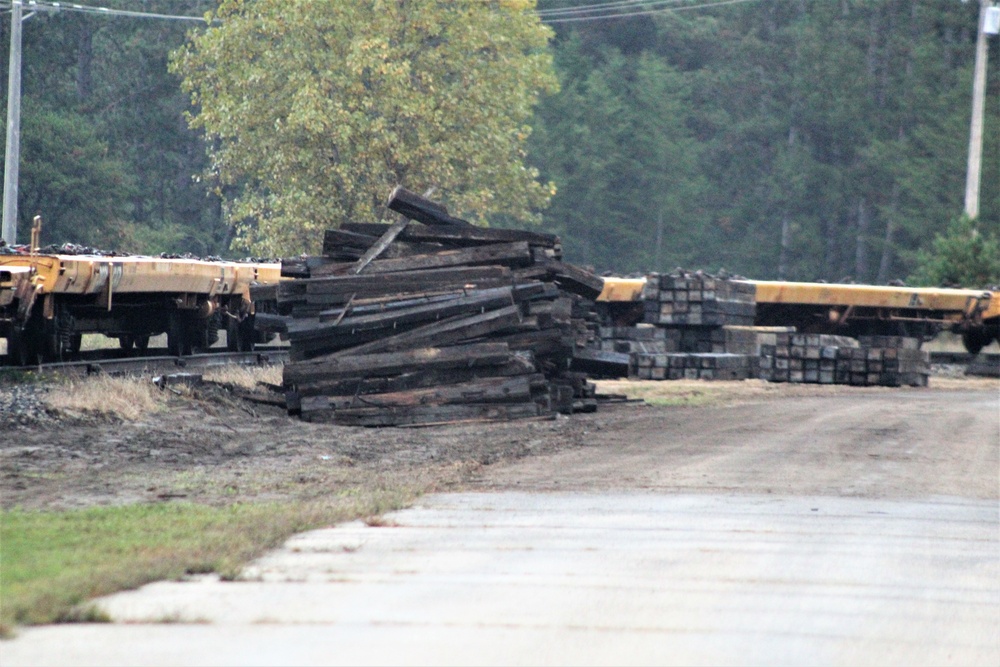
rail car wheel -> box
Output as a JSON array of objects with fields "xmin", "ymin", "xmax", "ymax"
[
  {"xmin": 119, "ymin": 334, "xmax": 150, "ymax": 354},
  {"xmin": 167, "ymin": 311, "xmax": 193, "ymax": 356},
  {"xmin": 5, "ymin": 325, "xmax": 34, "ymax": 366},
  {"xmin": 41, "ymin": 305, "xmax": 78, "ymax": 362},
  {"xmin": 226, "ymin": 315, "xmax": 256, "ymax": 352},
  {"xmin": 962, "ymin": 328, "xmax": 992, "ymax": 355}
]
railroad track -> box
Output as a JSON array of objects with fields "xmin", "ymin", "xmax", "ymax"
[
  {"xmin": 3, "ymin": 349, "xmax": 993, "ymax": 379},
  {"xmin": 0, "ymin": 347, "xmax": 289, "ymax": 378}
]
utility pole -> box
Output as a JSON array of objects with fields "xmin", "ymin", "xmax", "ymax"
[
  {"xmin": 964, "ymin": 0, "xmax": 998, "ymax": 220},
  {"xmin": 2, "ymin": 0, "xmax": 23, "ymax": 245}
]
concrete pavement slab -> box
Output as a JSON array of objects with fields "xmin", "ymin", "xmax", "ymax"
[{"xmin": 2, "ymin": 492, "xmax": 997, "ymax": 666}]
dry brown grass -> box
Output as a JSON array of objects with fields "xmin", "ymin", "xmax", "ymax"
[
  {"xmin": 596, "ymin": 374, "xmax": 999, "ymax": 407},
  {"xmin": 38, "ymin": 365, "xmax": 280, "ymax": 420},
  {"xmin": 203, "ymin": 364, "xmax": 282, "ymax": 390},
  {"xmin": 928, "ymin": 375, "xmax": 1000, "ymax": 391},
  {"xmin": 44, "ymin": 375, "xmax": 167, "ymax": 420}
]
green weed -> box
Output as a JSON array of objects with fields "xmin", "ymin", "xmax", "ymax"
[{"xmin": 0, "ymin": 489, "xmax": 415, "ymax": 635}]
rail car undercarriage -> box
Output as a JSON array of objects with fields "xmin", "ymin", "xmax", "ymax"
[{"xmin": 1, "ymin": 253, "xmax": 279, "ymax": 365}]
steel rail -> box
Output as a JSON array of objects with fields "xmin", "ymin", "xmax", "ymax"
[
  {"xmin": 1, "ymin": 348, "xmax": 288, "ymax": 378},
  {"xmin": 928, "ymin": 351, "xmax": 999, "ymax": 366}
]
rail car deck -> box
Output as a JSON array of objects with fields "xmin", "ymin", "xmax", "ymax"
[
  {"xmin": 744, "ymin": 280, "xmax": 998, "ymax": 320},
  {"xmin": 1, "ymin": 252, "xmax": 282, "ymax": 364},
  {"xmin": 597, "ymin": 275, "xmax": 999, "ymax": 353}
]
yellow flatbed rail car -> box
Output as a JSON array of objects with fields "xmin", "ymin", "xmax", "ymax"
[
  {"xmin": 596, "ymin": 277, "xmax": 646, "ymax": 303},
  {"xmin": 743, "ymin": 280, "xmax": 998, "ymax": 352},
  {"xmin": 0, "ymin": 253, "xmax": 282, "ymax": 364},
  {"xmin": 745, "ymin": 280, "xmax": 998, "ymax": 319},
  {"xmin": 597, "ymin": 276, "xmax": 1000, "ymax": 353},
  {"xmin": 0, "ymin": 265, "xmax": 34, "ymax": 310}
]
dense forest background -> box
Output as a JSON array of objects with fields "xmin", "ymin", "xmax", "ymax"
[{"xmin": 1, "ymin": 0, "xmax": 997, "ymax": 283}]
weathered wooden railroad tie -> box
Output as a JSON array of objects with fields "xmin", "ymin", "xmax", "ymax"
[
  {"xmin": 275, "ymin": 187, "xmax": 605, "ymax": 426},
  {"xmin": 759, "ymin": 334, "xmax": 930, "ymax": 387},
  {"xmin": 591, "ymin": 270, "xmax": 933, "ymax": 387}
]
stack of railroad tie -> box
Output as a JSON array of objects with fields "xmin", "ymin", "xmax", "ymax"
[
  {"xmin": 759, "ymin": 334, "xmax": 929, "ymax": 386},
  {"xmin": 631, "ymin": 350, "xmax": 758, "ymax": 381},
  {"xmin": 642, "ymin": 272, "xmax": 756, "ymax": 328},
  {"xmin": 277, "ymin": 187, "xmax": 604, "ymax": 425},
  {"xmin": 623, "ymin": 271, "xmax": 764, "ymax": 381}
]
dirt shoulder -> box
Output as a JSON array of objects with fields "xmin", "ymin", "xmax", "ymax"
[
  {"xmin": 1, "ymin": 373, "xmax": 997, "ymax": 510},
  {"xmin": 473, "ymin": 383, "xmax": 1000, "ymax": 500}
]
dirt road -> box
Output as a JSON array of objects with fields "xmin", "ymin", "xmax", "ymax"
[{"xmin": 473, "ymin": 388, "xmax": 1000, "ymax": 499}]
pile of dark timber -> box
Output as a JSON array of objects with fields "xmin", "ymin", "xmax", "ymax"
[
  {"xmin": 758, "ymin": 334, "xmax": 930, "ymax": 386},
  {"xmin": 277, "ymin": 187, "xmax": 605, "ymax": 425}
]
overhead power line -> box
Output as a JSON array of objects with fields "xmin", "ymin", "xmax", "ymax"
[
  {"xmin": 538, "ymin": 0, "xmax": 767, "ymax": 23},
  {"xmin": 536, "ymin": 0, "xmax": 692, "ymax": 17},
  {"xmin": 0, "ymin": 0, "xmax": 210, "ymax": 22}
]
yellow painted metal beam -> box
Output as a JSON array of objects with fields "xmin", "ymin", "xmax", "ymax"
[
  {"xmin": 0, "ymin": 265, "xmax": 33, "ymax": 307},
  {"xmin": 0, "ymin": 255, "xmax": 283, "ymax": 299},
  {"xmin": 596, "ymin": 275, "xmax": 1000, "ymax": 322},
  {"xmin": 743, "ymin": 281, "xmax": 999, "ymax": 319},
  {"xmin": 596, "ymin": 277, "xmax": 645, "ymax": 302}
]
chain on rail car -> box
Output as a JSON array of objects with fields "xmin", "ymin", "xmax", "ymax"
[
  {"xmin": 597, "ymin": 277, "xmax": 1000, "ymax": 354},
  {"xmin": 1, "ymin": 222, "xmax": 281, "ymax": 365}
]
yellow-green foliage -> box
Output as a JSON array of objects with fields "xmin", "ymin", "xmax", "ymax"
[{"xmin": 171, "ymin": 0, "xmax": 558, "ymax": 256}]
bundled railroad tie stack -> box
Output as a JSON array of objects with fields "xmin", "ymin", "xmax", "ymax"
[
  {"xmin": 571, "ymin": 325, "xmax": 677, "ymax": 377},
  {"xmin": 630, "ymin": 352, "xmax": 757, "ymax": 381},
  {"xmin": 853, "ymin": 335, "xmax": 930, "ymax": 387},
  {"xmin": 758, "ymin": 333, "xmax": 857, "ymax": 384},
  {"xmin": 641, "ymin": 272, "xmax": 756, "ymax": 327},
  {"xmin": 759, "ymin": 333, "xmax": 929, "ymax": 386},
  {"xmin": 600, "ymin": 325, "xmax": 679, "ymax": 354},
  {"xmin": 277, "ymin": 187, "xmax": 605, "ymax": 425},
  {"xmin": 617, "ymin": 270, "xmax": 762, "ymax": 380}
]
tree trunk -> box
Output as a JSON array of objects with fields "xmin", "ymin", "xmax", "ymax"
[
  {"xmin": 877, "ymin": 2, "xmax": 918, "ymax": 284},
  {"xmin": 778, "ymin": 213, "xmax": 792, "ymax": 280},
  {"xmin": 778, "ymin": 124, "xmax": 799, "ymax": 280},
  {"xmin": 877, "ymin": 186, "xmax": 900, "ymax": 284},
  {"xmin": 855, "ymin": 197, "xmax": 870, "ymax": 282},
  {"xmin": 76, "ymin": 26, "xmax": 94, "ymax": 102}
]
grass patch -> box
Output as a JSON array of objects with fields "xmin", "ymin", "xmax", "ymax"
[
  {"xmin": 203, "ymin": 364, "xmax": 282, "ymax": 390},
  {"xmin": 0, "ymin": 368, "xmax": 41, "ymax": 385},
  {"xmin": 78, "ymin": 334, "xmax": 126, "ymax": 352},
  {"xmin": 0, "ymin": 489, "xmax": 415, "ymax": 637},
  {"xmin": 596, "ymin": 379, "xmax": 745, "ymax": 407}
]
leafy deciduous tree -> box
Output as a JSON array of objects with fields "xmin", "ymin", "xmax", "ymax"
[{"xmin": 172, "ymin": 0, "xmax": 558, "ymax": 256}]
